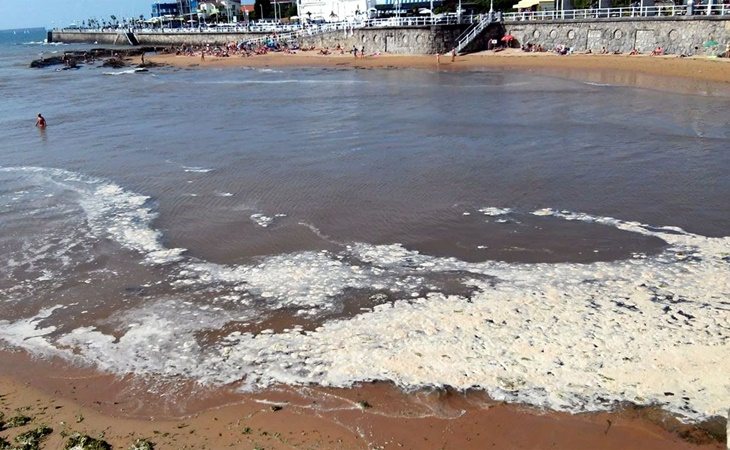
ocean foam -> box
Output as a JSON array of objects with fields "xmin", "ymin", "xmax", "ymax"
[
  {"xmin": 250, "ymin": 213, "xmax": 286, "ymax": 228},
  {"xmin": 182, "ymin": 166, "xmax": 213, "ymax": 173},
  {"xmin": 479, "ymin": 207, "xmax": 512, "ymax": 217},
  {"xmin": 0, "ymin": 167, "xmax": 728, "ymax": 422}
]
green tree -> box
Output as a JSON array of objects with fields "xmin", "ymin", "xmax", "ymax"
[
  {"xmin": 284, "ymin": 3, "xmax": 297, "ymax": 18},
  {"xmin": 253, "ymin": 0, "xmax": 273, "ymax": 20}
]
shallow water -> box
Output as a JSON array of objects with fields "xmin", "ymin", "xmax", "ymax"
[{"xmin": 0, "ymin": 33, "xmax": 728, "ymax": 422}]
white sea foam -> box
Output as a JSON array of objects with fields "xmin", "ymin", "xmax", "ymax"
[
  {"xmin": 182, "ymin": 166, "xmax": 213, "ymax": 173},
  {"xmin": 250, "ymin": 213, "xmax": 286, "ymax": 228},
  {"xmin": 0, "ymin": 167, "xmax": 728, "ymax": 422},
  {"xmin": 102, "ymin": 68, "xmax": 148, "ymax": 76},
  {"xmin": 478, "ymin": 207, "xmax": 512, "ymax": 217}
]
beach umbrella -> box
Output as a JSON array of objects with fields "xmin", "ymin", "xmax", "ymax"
[
  {"xmin": 703, "ymin": 39, "xmax": 719, "ymax": 47},
  {"xmin": 501, "ymin": 34, "xmax": 515, "ymax": 42}
]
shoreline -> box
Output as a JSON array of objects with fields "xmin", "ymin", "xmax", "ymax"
[
  {"xmin": 142, "ymin": 50, "xmax": 730, "ymax": 95},
  {"xmin": 0, "ymin": 351, "xmax": 725, "ymax": 449}
]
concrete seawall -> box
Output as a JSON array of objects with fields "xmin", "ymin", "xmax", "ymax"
[
  {"xmin": 51, "ymin": 18, "xmax": 729, "ymax": 55},
  {"xmin": 505, "ymin": 17, "xmax": 730, "ymax": 54}
]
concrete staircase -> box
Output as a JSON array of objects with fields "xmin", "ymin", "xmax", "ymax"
[
  {"xmin": 125, "ymin": 32, "xmax": 140, "ymax": 46},
  {"xmin": 455, "ymin": 13, "xmax": 498, "ymax": 54}
]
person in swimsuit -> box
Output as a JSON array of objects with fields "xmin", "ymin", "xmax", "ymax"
[{"xmin": 35, "ymin": 113, "xmax": 46, "ymax": 128}]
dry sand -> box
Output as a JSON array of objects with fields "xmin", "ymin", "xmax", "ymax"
[{"xmin": 143, "ymin": 49, "xmax": 730, "ymax": 95}]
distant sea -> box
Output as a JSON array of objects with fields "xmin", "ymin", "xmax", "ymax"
[
  {"xmin": 0, "ymin": 31, "xmax": 728, "ymax": 423},
  {"xmin": 0, "ymin": 27, "xmax": 46, "ymax": 45}
]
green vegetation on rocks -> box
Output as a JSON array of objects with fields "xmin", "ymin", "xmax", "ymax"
[
  {"xmin": 129, "ymin": 438, "xmax": 155, "ymax": 450},
  {"xmin": 1, "ymin": 415, "xmax": 31, "ymax": 430},
  {"xmin": 63, "ymin": 433, "xmax": 111, "ymax": 450},
  {"xmin": 0, "ymin": 436, "xmax": 12, "ymax": 450},
  {"xmin": 14, "ymin": 425, "xmax": 53, "ymax": 450}
]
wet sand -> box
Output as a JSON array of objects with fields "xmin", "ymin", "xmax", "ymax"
[
  {"xmin": 143, "ymin": 49, "xmax": 730, "ymax": 94},
  {"xmin": 0, "ymin": 351, "xmax": 725, "ymax": 449},
  {"xmin": 1, "ymin": 377, "xmax": 725, "ymax": 449}
]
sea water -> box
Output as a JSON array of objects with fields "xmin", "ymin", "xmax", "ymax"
[{"xmin": 0, "ymin": 31, "xmax": 728, "ymax": 422}]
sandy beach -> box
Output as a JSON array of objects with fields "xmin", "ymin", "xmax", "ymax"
[
  {"xmin": 0, "ymin": 367, "xmax": 725, "ymax": 449},
  {"xmin": 144, "ymin": 49, "xmax": 730, "ymax": 94}
]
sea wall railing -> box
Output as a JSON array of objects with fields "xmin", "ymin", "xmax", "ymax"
[
  {"xmin": 55, "ymin": 15, "xmax": 487, "ymax": 35},
  {"xmin": 55, "ymin": 5, "xmax": 730, "ymax": 36},
  {"xmin": 503, "ymin": 3, "xmax": 729, "ymax": 21}
]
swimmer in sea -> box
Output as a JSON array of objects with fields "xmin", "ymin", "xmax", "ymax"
[{"xmin": 35, "ymin": 113, "xmax": 46, "ymax": 128}]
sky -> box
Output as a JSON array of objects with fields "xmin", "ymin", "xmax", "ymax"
[{"xmin": 0, "ymin": 0, "xmax": 153, "ymax": 30}]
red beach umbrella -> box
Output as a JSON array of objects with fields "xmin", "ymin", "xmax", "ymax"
[{"xmin": 501, "ymin": 34, "xmax": 515, "ymax": 42}]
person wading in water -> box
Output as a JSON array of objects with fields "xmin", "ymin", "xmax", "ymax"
[{"xmin": 35, "ymin": 113, "xmax": 46, "ymax": 128}]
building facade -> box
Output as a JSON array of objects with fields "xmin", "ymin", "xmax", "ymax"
[
  {"xmin": 298, "ymin": 0, "xmax": 369, "ymax": 20},
  {"xmin": 152, "ymin": 2, "xmax": 181, "ymax": 17},
  {"xmin": 177, "ymin": 0, "xmax": 201, "ymax": 16}
]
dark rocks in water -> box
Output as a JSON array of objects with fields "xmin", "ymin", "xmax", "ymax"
[
  {"xmin": 31, "ymin": 47, "xmax": 165, "ymax": 70},
  {"xmin": 30, "ymin": 56, "xmax": 64, "ymax": 68},
  {"xmin": 102, "ymin": 57, "xmax": 126, "ymax": 68},
  {"xmin": 138, "ymin": 61, "xmax": 163, "ymax": 68}
]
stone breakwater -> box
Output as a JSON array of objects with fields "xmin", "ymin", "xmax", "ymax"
[{"xmin": 51, "ymin": 17, "xmax": 729, "ymax": 55}]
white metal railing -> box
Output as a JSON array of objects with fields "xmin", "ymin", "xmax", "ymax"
[
  {"xmin": 56, "ymin": 15, "xmax": 488, "ymax": 35},
  {"xmin": 54, "ymin": 4, "xmax": 730, "ymax": 36},
  {"xmin": 362, "ymin": 14, "xmax": 484, "ymax": 27},
  {"xmin": 455, "ymin": 13, "xmax": 497, "ymax": 53},
  {"xmin": 503, "ymin": 3, "xmax": 729, "ymax": 21}
]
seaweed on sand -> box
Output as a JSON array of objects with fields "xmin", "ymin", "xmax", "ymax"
[
  {"xmin": 129, "ymin": 438, "xmax": 155, "ymax": 450},
  {"xmin": 14, "ymin": 425, "xmax": 53, "ymax": 450},
  {"xmin": 63, "ymin": 433, "xmax": 111, "ymax": 450},
  {"xmin": 1, "ymin": 415, "xmax": 31, "ymax": 430}
]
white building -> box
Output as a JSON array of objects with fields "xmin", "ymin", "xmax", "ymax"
[{"xmin": 297, "ymin": 0, "xmax": 369, "ymax": 21}]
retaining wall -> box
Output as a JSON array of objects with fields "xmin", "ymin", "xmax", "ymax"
[
  {"xmin": 504, "ymin": 16, "xmax": 730, "ymax": 54},
  {"xmin": 52, "ymin": 27, "xmax": 476, "ymax": 54},
  {"xmin": 298, "ymin": 25, "xmax": 466, "ymax": 54},
  {"xmin": 52, "ymin": 31, "xmax": 128, "ymax": 45},
  {"xmin": 51, "ymin": 18, "xmax": 730, "ymax": 55}
]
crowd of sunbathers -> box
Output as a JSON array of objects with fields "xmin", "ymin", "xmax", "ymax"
[{"xmin": 168, "ymin": 35, "xmax": 306, "ymax": 58}]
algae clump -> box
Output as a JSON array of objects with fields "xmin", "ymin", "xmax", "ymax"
[
  {"xmin": 129, "ymin": 438, "xmax": 155, "ymax": 450},
  {"xmin": 63, "ymin": 433, "xmax": 111, "ymax": 450},
  {"xmin": 0, "ymin": 436, "xmax": 12, "ymax": 450},
  {"xmin": 2, "ymin": 415, "xmax": 31, "ymax": 430},
  {"xmin": 14, "ymin": 425, "xmax": 53, "ymax": 450}
]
